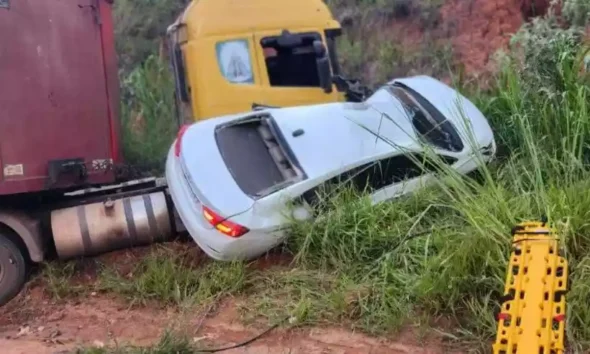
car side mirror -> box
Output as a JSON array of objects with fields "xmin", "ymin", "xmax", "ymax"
[{"xmin": 313, "ymin": 40, "xmax": 333, "ymax": 94}]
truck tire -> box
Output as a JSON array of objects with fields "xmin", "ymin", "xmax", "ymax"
[{"xmin": 0, "ymin": 233, "xmax": 26, "ymax": 306}]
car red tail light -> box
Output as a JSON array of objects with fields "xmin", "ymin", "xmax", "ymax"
[
  {"xmin": 202, "ymin": 206, "xmax": 249, "ymax": 237},
  {"xmin": 174, "ymin": 124, "xmax": 191, "ymax": 157}
]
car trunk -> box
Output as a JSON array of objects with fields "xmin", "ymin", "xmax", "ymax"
[{"xmin": 178, "ymin": 120, "xmax": 255, "ymax": 217}]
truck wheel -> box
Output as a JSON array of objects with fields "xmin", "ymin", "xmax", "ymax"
[{"xmin": 0, "ymin": 233, "xmax": 26, "ymax": 306}]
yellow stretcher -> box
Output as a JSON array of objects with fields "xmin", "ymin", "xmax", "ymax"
[{"xmin": 493, "ymin": 219, "xmax": 568, "ymax": 354}]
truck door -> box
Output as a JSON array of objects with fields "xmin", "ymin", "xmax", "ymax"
[
  {"xmin": 252, "ymin": 30, "xmax": 342, "ymax": 108},
  {"xmin": 0, "ymin": 0, "xmax": 117, "ymax": 194}
]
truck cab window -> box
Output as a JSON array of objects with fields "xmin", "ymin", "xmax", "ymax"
[{"xmin": 260, "ymin": 32, "xmax": 322, "ymax": 88}]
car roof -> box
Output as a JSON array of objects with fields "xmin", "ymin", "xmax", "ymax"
[{"xmin": 267, "ymin": 89, "xmax": 421, "ymax": 178}]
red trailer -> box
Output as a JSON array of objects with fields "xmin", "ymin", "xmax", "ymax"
[
  {"xmin": 0, "ymin": 0, "xmax": 121, "ymax": 194},
  {"xmin": 0, "ymin": 0, "xmax": 177, "ymax": 306}
]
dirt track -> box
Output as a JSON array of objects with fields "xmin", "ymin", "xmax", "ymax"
[{"xmin": 1, "ymin": 291, "xmax": 453, "ymax": 354}]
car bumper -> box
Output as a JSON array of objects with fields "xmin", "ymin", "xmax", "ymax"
[{"xmin": 165, "ymin": 147, "xmax": 284, "ymax": 261}]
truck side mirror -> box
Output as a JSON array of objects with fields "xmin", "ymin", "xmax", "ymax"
[
  {"xmin": 313, "ymin": 40, "xmax": 333, "ymax": 94},
  {"xmin": 172, "ymin": 43, "xmax": 190, "ymax": 103}
]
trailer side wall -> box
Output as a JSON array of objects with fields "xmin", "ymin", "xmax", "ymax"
[{"xmin": 0, "ymin": 0, "xmax": 120, "ymax": 195}]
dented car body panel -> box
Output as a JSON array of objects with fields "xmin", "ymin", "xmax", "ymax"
[{"xmin": 166, "ymin": 75, "xmax": 496, "ymax": 261}]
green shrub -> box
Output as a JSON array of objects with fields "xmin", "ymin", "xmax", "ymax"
[
  {"xmin": 328, "ymin": 0, "xmax": 441, "ymax": 23},
  {"xmin": 114, "ymin": 0, "xmax": 188, "ymax": 73},
  {"xmin": 507, "ymin": 15, "xmax": 584, "ymax": 96},
  {"xmin": 375, "ymin": 39, "xmax": 453, "ymax": 83},
  {"xmin": 120, "ymin": 55, "xmax": 177, "ymax": 175},
  {"xmin": 483, "ymin": 16, "xmax": 590, "ymax": 163},
  {"xmin": 328, "ymin": 0, "xmax": 447, "ymax": 86},
  {"xmin": 563, "ymin": 0, "xmax": 590, "ymax": 27}
]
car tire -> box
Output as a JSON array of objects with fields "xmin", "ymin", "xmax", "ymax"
[{"xmin": 0, "ymin": 233, "xmax": 27, "ymax": 306}]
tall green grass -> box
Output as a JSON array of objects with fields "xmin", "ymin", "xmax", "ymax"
[
  {"xmin": 106, "ymin": 5, "xmax": 590, "ymax": 351},
  {"xmin": 114, "ymin": 0, "xmax": 188, "ymax": 74},
  {"xmin": 243, "ymin": 19, "xmax": 590, "ymax": 352}
]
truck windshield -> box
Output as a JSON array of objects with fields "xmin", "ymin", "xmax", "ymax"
[{"xmin": 260, "ymin": 32, "xmax": 322, "ymax": 88}]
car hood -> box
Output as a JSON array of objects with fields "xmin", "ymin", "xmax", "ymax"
[
  {"xmin": 391, "ymin": 76, "xmax": 494, "ymax": 148},
  {"xmin": 267, "ymin": 99, "xmax": 420, "ymax": 179}
]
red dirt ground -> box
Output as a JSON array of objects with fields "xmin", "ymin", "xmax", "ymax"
[
  {"xmin": 355, "ymin": 0, "xmax": 540, "ymax": 85},
  {"xmin": 0, "ymin": 297, "xmax": 453, "ymax": 354},
  {"xmin": 0, "ymin": 246, "xmax": 461, "ymax": 354},
  {"xmin": 439, "ymin": 0, "xmax": 525, "ymax": 78},
  {"xmin": 381, "ymin": 0, "xmax": 556, "ymax": 82}
]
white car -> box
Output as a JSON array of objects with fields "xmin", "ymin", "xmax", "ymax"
[{"xmin": 166, "ymin": 75, "xmax": 496, "ymax": 261}]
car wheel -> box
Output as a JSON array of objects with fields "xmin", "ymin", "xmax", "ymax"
[{"xmin": 0, "ymin": 233, "xmax": 27, "ymax": 306}]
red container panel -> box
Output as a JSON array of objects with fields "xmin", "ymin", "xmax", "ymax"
[{"xmin": 0, "ymin": 0, "xmax": 121, "ymax": 195}]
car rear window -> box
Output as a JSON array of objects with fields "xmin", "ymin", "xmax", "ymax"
[{"xmin": 215, "ymin": 114, "xmax": 305, "ymax": 198}]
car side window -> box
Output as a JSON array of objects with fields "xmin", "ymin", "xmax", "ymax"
[{"xmin": 301, "ymin": 153, "xmax": 457, "ymax": 209}]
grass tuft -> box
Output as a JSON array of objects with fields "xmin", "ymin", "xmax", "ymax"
[
  {"xmin": 97, "ymin": 247, "xmax": 246, "ymax": 307},
  {"xmin": 74, "ymin": 331, "xmax": 195, "ymax": 354},
  {"xmin": 41, "ymin": 261, "xmax": 88, "ymax": 300}
]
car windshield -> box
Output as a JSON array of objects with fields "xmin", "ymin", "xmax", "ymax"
[{"xmin": 384, "ymin": 84, "xmax": 463, "ymax": 152}]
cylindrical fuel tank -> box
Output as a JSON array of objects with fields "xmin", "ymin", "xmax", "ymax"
[{"xmin": 51, "ymin": 191, "xmax": 173, "ymax": 259}]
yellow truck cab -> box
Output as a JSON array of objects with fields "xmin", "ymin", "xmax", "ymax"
[{"xmin": 167, "ymin": 0, "xmax": 366, "ymax": 124}]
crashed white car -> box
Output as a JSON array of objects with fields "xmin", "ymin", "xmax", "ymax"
[{"xmin": 166, "ymin": 76, "xmax": 496, "ymax": 261}]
